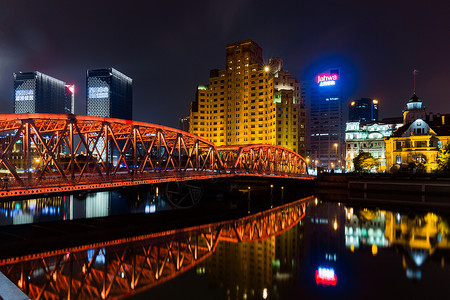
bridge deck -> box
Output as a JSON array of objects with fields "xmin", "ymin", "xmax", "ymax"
[{"xmin": 0, "ymin": 171, "xmax": 313, "ymax": 199}]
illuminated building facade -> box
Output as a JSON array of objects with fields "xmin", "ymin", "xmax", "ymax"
[
  {"xmin": 385, "ymin": 93, "xmax": 450, "ymax": 172},
  {"xmin": 86, "ymin": 68, "xmax": 132, "ymax": 120},
  {"xmin": 306, "ymin": 68, "xmax": 344, "ymax": 170},
  {"xmin": 14, "ymin": 71, "xmax": 73, "ymax": 114},
  {"xmin": 345, "ymin": 120, "xmax": 402, "ymax": 172},
  {"xmin": 189, "ymin": 40, "xmax": 306, "ymax": 155},
  {"xmin": 349, "ymin": 98, "xmax": 378, "ymax": 122},
  {"xmin": 87, "ymin": 68, "xmax": 132, "ymax": 163}
]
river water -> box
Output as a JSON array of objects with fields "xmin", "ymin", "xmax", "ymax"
[{"xmin": 0, "ymin": 187, "xmax": 449, "ymax": 299}]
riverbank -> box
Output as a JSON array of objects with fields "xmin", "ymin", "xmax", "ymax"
[{"xmin": 315, "ymin": 173, "xmax": 450, "ymax": 208}]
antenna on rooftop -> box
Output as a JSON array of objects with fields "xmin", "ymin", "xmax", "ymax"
[{"xmin": 413, "ymin": 69, "xmax": 420, "ymax": 93}]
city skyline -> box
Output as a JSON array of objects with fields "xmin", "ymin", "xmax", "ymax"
[{"xmin": 0, "ymin": 0, "xmax": 448, "ymax": 128}]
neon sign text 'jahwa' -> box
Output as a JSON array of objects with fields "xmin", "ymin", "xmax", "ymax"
[{"xmin": 316, "ymin": 74, "xmax": 339, "ymax": 86}]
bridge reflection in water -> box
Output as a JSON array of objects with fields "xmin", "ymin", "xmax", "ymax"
[{"xmin": 0, "ymin": 196, "xmax": 310, "ymax": 299}]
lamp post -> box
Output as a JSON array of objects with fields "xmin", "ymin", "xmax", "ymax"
[{"xmin": 333, "ymin": 143, "xmax": 338, "ymax": 170}]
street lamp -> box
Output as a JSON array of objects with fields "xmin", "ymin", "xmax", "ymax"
[{"xmin": 333, "ymin": 143, "xmax": 338, "ymax": 169}]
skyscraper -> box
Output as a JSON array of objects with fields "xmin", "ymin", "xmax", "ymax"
[
  {"xmin": 86, "ymin": 68, "xmax": 132, "ymax": 120},
  {"xmin": 349, "ymin": 97, "xmax": 378, "ymax": 122},
  {"xmin": 86, "ymin": 68, "xmax": 132, "ymax": 164},
  {"xmin": 305, "ymin": 68, "xmax": 344, "ymax": 170},
  {"xmin": 189, "ymin": 40, "xmax": 306, "ymax": 155},
  {"xmin": 14, "ymin": 71, "xmax": 73, "ymax": 114}
]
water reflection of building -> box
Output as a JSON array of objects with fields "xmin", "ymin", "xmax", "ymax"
[
  {"xmin": 204, "ymin": 219, "xmax": 304, "ymax": 300},
  {"xmin": 385, "ymin": 211, "xmax": 450, "ymax": 280},
  {"xmin": 206, "ymin": 238, "xmax": 275, "ymax": 300},
  {"xmin": 274, "ymin": 222, "xmax": 303, "ymax": 287},
  {"xmin": 0, "ymin": 189, "xmax": 170, "ymax": 227},
  {"xmin": 304, "ymin": 199, "xmax": 344, "ymax": 286},
  {"xmin": 0, "ymin": 197, "xmax": 64, "ymax": 226},
  {"xmin": 344, "ymin": 207, "xmax": 389, "ymax": 253}
]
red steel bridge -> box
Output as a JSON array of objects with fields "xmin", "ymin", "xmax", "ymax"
[
  {"xmin": 0, "ymin": 113, "xmax": 310, "ymax": 199},
  {"xmin": 0, "ymin": 196, "xmax": 310, "ymax": 299}
]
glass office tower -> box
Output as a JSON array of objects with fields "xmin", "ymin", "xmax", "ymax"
[
  {"xmin": 86, "ymin": 68, "xmax": 133, "ymax": 164},
  {"xmin": 307, "ymin": 68, "xmax": 344, "ymax": 171},
  {"xmin": 86, "ymin": 68, "xmax": 132, "ymax": 120},
  {"xmin": 14, "ymin": 71, "xmax": 71, "ymax": 114}
]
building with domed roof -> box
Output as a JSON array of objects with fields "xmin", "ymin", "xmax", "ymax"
[{"xmin": 385, "ymin": 93, "xmax": 450, "ymax": 172}]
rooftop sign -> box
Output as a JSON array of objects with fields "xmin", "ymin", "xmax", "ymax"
[{"xmin": 316, "ymin": 74, "xmax": 339, "ymax": 86}]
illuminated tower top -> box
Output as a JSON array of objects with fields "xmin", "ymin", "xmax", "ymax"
[
  {"xmin": 13, "ymin": 71, "xmax": 68, "ymax": 114},
  {"xmin": 86, "ymin": 68, "xmax": 132, "ymax": 120},
  {"xmin": 403, "ymin": 93, "xmax": 425, "ymax": 124}
]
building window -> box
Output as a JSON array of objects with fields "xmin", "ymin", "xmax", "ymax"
[{"xmin": 396, "ymin": 155, "xmax": 401, "ymax": 164}]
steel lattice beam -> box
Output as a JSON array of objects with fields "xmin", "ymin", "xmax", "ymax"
[{"xmin": 0, "ymin": 114, "xmax": 310, "ymax": 198}]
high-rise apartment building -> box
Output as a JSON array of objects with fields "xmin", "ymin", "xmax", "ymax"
[
  {"xmin": 189, "ymin": 40, "xmax": 306, "ymax": 155},
  {"xmin": 14, "ymin": 71, "xmax": 74, "ymax": 114},
  {"xmin": 86, "ymin": 68, "xmax": 132, "ymax": 120},
  {"xmin": 305, "ymin": 68, "xmax": 344, "ymax": 170},
  {"xmin": 349, "ymin": 97, "xmax": 378, "ymax": 122}
]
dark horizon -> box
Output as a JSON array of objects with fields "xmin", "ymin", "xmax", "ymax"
[{"xmin": 1, "ymin": 0, "xmax": 448, "ymax": 128}]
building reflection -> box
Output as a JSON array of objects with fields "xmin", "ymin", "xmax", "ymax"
[
  {"xmin": 344, "ymin": 203, "xmax": 450, "ymax": 281},
  {"xmin": 385, "ymin": 211, "xmax": 450, "ymax": 280},
  {"xmin": 0, "ymin": 188, "xmax": 170, "ymax": 226},
  {"xmin": 204, "ymin": 217, "xmax": 305, "ymax": 299},
  {"xmin": 344, "ymin": 207, "xmax": 388, "ymax": 254},
  {"xmin": 206, "ymin": 237, "xmax": 275, "ymax": 299},
  {"xmin": 304, "ymin": 198, "xmax": 344, "ymax": 286}
]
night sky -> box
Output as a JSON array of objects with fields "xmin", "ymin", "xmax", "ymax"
[{"xmin": 0, "ymin": 0, "xmax": 449, "ymax": 128}]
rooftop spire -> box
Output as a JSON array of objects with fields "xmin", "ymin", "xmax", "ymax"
[{"xmin": 413, "ymin": 69, "xmax": 420, "ymax": 93}]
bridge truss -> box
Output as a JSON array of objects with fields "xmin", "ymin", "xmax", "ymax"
[
  {"xmin": 0, "ymin": 113, "xmax": 309, "ymax": 198},
  {"xmin": 0, "ymin": 196, "xmax": 310, "ymax": 299}
]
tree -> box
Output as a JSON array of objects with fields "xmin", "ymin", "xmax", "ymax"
[
  {"xmin": 436, "ymin": 144, "xmax": 450, "ymax": 172},
  {"xmin": 353, "ymin": 152, "xmax": 379, "ymax": 172}
]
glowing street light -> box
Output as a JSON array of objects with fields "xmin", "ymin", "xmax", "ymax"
[
  {"xmin": 333, "ymin": 143, "xmax": 338, "ymax": 169},
  {"xmin": 264, "ymin": 66, "xmax": 270, "ymax": 72}
]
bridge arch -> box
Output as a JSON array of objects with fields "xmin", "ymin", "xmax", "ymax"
[
  {"xmin": 0, "ymin": 113, "xmax": 310, "ymax": 197},
  {"xmin": 218, "ymin": 144, "xmax": 307, "ymax": 175}
]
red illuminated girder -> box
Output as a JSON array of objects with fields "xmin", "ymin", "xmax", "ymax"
[
  {"xmin": 217, "ymin": 144, "xmax": 307, "ymax": 175},
  {"xmin": 0, "ymin": 114, "xmax": 310, "ymax": 198},
  {"xmin": 0, "ymin": 113, "xmax": 222, "ymax": 191},
  {"xmin": 0, "ymin": 196, "xmax": 311, "ymax": 299}
]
